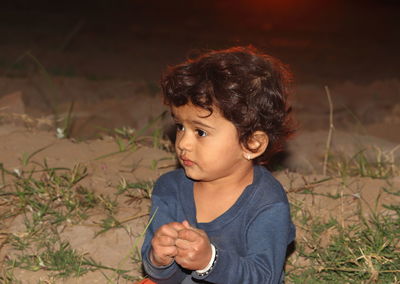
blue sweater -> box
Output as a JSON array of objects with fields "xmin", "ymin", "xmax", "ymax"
[{"xmin": 141, "ymin": 165, "xmax": 295, "ymax": 284}]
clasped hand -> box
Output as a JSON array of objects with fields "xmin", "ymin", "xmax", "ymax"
[{"xmin": 150, "ymin": 220, "xmax": 212, "ymax": 271}]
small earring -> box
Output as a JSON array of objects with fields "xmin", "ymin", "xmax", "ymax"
[{"xmin": 245, "ymin": 153, "xmax": 252, "ymax": 160}]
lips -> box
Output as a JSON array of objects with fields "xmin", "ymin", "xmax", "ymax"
[{"xmin": 180, "ymin": 156, "xmax": 194, "ymax": 166}]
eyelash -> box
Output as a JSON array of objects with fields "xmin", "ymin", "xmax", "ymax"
[
  {"xmin": 196, "ymin": 129, "xmax": 207, "ymax": 137},
  {"xmin": 175, "ymin": 123, "xmax": 207, "ymax": 137},
  {"xmin": 176, "ymin": 123, "xmax": 184, "ymax": 132}
]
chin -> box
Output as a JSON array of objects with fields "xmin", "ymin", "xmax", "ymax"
[
  {"xmin": 182, "ymin": 168, "xmax": 202, "ymax": 181},
  {"xmin": 183, "ymin": 171, "xmax": 199, "ymax": 181}
]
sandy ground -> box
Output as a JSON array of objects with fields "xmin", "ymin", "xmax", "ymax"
[
  {"xmin": 0, "ymin": 122, "xmax": 176, "ymax": 282},
  {"xmin": 0, "ymin": 75, "xmax": 399, "ymax": 283}
]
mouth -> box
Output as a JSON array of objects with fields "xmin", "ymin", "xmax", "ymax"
[{"xmin": 180, "ymin": 156, "xmax": 194, "ymax": 167}]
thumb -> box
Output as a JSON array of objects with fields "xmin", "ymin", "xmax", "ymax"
[
  {"xmin": 181, "ymin": 220, "xmax": 204, "ymax": 235},
  {"xmin": 182, "ymin": 220, "xmax": 192, "ymax": 229}
]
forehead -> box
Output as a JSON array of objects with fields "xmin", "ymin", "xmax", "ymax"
[{"xmin": 171, "ymin": 103, "xmax": 219, "ymax": 119}]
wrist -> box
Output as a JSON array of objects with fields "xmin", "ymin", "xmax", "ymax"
[{"xmin": 196, "ymin": 244, "xmax": 217, "ymax": 276}]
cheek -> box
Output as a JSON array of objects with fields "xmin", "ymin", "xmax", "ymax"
[
  {"xmin": 206, "ymin": 141, "xmax": 242, "ymax": 160},
  {"xmin": 174, "ymin": 133, "xmax": 183, "ymax": 150}
]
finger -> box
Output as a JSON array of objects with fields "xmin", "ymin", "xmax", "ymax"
[
  {"xmin": 182, "ymin": 220, "xmax": 191, "ymax": 229},
  {"xmin": 168, "ymin": 221, "xmax": 186, "ymax": 232},
  {"xmin": 155, "ymin": 235, "xmax": 176, "ymax": 247},
  {"xmin": 175, "ymin": 238, "xmax": 192, "ymax": 250},
  {"xmin": 155, "ymin": 245, "xmax": 178, "ymax": 257},
  {"xmin": 181, "ymin": 222, "xmax": 207, "ymax": 237},
  {"xmin": 175, "ymin": 250, "xmax": 193, "ymax": 265},
  {"xmin": 178, "ymin": 228, "xmax": 200, "ymax": 242},
  {"xmin": 150, "ymin": 247, "xmax": 177, "ymax": 266},
  {"xmin": 156, "ymin": 225, "xmax": 178, "ymax": 239},
  {"xmin": 157, "ymin": 222, "xmax": 185, "ymax": 238}
]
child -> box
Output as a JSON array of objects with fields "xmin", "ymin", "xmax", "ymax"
[{"xmin": 140, "ymin": 46, "xmax": 296, "ymax": 284}]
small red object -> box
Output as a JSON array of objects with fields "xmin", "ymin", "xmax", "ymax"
[{"xmin": 135, "ymin": 279, "xmax": 157, "ymax": 284}]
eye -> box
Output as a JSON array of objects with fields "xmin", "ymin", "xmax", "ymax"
[
  {"xmin": 196, "ymin": 129, "xmax": 207, "ymax": 137},
  {"xmin": 176, "ymin": 123, "xmax": 184, "ymax": 132}
]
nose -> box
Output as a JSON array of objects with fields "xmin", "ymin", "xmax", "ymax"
[{"xmin": 176, "ymin": 130, "xmax": 192, "ymax": 153}]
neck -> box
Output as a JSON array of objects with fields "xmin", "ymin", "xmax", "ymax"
[{"xmin": 196, "ymin": 164, "xmax": 255, "ymax": 193}]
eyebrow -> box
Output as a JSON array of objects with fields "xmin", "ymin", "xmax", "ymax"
[
  {"xmin": 171, "ymin": 112, "xmax": 215, "ymax": 130},
  {"xmin": 191, "ymin": 120, "xmax": 216, "ymax": 130}
]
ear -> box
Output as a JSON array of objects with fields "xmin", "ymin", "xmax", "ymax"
[{"xmin": 241, "ymin": 131, "xmax": 269, "ymax": 160}]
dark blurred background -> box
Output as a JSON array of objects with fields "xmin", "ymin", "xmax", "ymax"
[
  {"xmin": 1, "ymin": 0, "xmax": 399, "ymax": 84},
  {"xmin": 0, "ymin": 0, "xmax": 399, "ymax": 139}
]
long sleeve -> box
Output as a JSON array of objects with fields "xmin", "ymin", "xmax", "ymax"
[
  {"xmin": 193, "ymin": 202, "xmax": 293, "ymax": 284},
  {"xmin": 141, "ymin": 177, "xmax": 188, "ymax": 283},
  {"xmin": 141, "ymin": 166, "xmax": 295, "ymax": 284}
]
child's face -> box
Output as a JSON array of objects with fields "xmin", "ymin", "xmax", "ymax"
[{"xmin": 171, "ymin": 103, "xmax": 250, "ymax": 182}]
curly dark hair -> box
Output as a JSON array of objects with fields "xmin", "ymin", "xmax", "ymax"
[{"xmin": 161, "ymin": 46, "xmax": 295, "ymax": 165}]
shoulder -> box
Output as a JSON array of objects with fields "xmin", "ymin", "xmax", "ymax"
[
  {"xmin": 247, "ymin": 166, "xmax": 293, "ymax": 230},
  {"xmin": 245, "ymin": 166, "xmax": 295, "ymax": 241},
  {"xmin": 252, "ymin": 165, "xmax": 289, "ymax": 205},
  {"xmin": 156, "ymin": 168, "xmax": 186, "ymax": 184},
  {"xmin": 152, "ymin": 168, "xmax": 188, "ymax": 196}
]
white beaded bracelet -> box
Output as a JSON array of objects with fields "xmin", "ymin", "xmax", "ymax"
[{"xmin": 196, "ymin": 244, "xmax": 218, "ymax": 277}]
